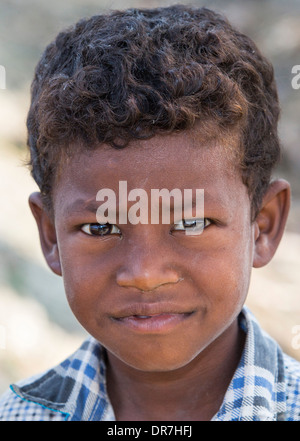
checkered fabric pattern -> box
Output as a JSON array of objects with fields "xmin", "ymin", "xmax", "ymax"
[
  {"xmin": 212, "ymin": 310, "xmax": 300, "ymax": 421},
  {"xmin": 0, "ymin": 339, "xmax": 115, "ymax": 421},
  {"xmin": 0, "ymin": 307, "xmax": 299, "ymax": 421}
]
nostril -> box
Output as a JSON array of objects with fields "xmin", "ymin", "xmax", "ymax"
[
  {"xmin": 116, "ymin": 268, "xmax": 184, "ymax": 292},
  {"xmin": 139, "ymin": 277, "xmax": 184, "ymax": 292}
]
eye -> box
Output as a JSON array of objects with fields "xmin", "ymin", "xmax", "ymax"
[
  {"xmin": 81, "ymin": 223, "xmax": 121, "ymax": 236},
  {"xmin": 172, "ymin": 218, "xmax": 211, "ymax": 233}
]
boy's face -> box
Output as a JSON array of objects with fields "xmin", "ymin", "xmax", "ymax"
[{"xmin": 44, "ymin": 128, "xmax": 256, "ymax": 372}]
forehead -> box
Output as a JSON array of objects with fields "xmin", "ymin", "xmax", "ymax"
[
  {"xmin": 62, "ymin": 128, "xmax": 240, "ymax": 186},
  {"xmin": 53, "ymin": 127, "xmax": 248, "ymax": 216}
]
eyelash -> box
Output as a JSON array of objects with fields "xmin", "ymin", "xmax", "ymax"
[
  {"xmin": 81, "ymin": 223, "xmax": 121, "ymax": 236},
  {"xmin": 172, "ymin": 218, "xmax": 212, "ymax": 232},
  {"xmin": 80, "ymin": 219, "xmax": 212, "ymax": 237}
]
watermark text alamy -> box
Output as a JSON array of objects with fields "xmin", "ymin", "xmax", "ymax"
[{"xmin": 95, "ymin": 181, "xmax": 204, "ymax": 235}]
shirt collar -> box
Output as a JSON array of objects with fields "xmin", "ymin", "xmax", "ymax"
[
  {"xmin": 212, "ymin": 307, "xmax": 286, "ymax": 421},
  {"xmin": 50, "ymin": 338, "xmax": 116, "ymax": 421},
  {"xmin": 12, "ymin": 338, "xmax": 116, "ymax": 421}
]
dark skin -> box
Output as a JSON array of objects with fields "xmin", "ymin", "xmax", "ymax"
[{"xmin": 29, "ymin": 128, "xmax": 290, "ymax": 420}]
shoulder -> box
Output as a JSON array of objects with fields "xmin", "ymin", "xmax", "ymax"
[
  {"xmin": 283, "ymin": 353, "xmax": 300, "ymax": 421},
  {"xmin": 237, "ymin": 307, "xmax": 300, "ymax": 421},
  {"xmin": 0, "ymin": 339, "xmax": 86, "ymax": 421},
  {"xmin": 0, "ymin": 381, "xmax": 67, "ymax": 421},
  {"xmin": 0, "ymin": 336, "xmax": 110, "ymax": 421}
]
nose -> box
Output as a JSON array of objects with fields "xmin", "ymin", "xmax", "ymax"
[{"xmin": 116, "ymin": 236, "xmax": 182, "ymax": 292}]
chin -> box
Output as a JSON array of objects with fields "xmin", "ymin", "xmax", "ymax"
[{"xmin": 112, "ymin": 346, "xmax": 202, "ymax": 373}]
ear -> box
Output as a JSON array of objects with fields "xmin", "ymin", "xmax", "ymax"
[
  {"xmin": 253, "ymin": 179, "xmax": 291, "ymax": 268},
  {"xmin": 29, "ymin": 192, "xmax": 62, "ymax": 276}
]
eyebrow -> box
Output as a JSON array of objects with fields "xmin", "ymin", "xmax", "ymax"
[
  {"xmin": 66, "ymin": 198, "xmax": 100, "ymax": 214},
  {"xmin": 66, "ymin": 193, "xmax": 202, "ymax": 208},
  {"xmin": 65, "ymin": 191, "xmax": 224, "ymax": 218}
]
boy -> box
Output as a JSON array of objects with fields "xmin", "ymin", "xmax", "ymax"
[{"xmin": 0, "ymin": 5, "xmax": 299, "ymax": 421}]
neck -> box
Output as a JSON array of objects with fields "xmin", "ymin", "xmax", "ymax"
[{"xmin": 106, "ymin": 319, "xmax": 245, "ymax": 421}]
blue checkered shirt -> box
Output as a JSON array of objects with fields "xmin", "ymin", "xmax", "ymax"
[{"xmin": 0, "ymin": 307, "xmax": 299, "ymax": 421}]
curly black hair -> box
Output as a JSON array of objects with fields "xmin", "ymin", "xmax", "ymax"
[{"xmin": 27, "ymin": 4, "xmax": 281, "ymax": 218}]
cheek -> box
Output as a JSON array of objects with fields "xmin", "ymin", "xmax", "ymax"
[
  {"xmin": 58, "ymin": 245, "xmax": 110, "ymax": 322},
  {"xmin": 188, "ymin": 231, "xmax": 254, "ymax": 311}
]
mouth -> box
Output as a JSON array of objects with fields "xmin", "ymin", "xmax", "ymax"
[{"xmin": 111, "ymin": 303, "xmax": 195, "ymax": 333}]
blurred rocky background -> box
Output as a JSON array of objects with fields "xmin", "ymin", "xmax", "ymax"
[{"xmin": 0, "ymin": 0, "xmax": 299, "ymax": 394}]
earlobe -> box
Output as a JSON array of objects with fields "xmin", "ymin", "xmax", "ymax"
[
  {"xmin": 253, "ymin": 179, "xmax": 290, "ymax": 268},
  {"xmin": 28, "ymin": 192, "xmax": 62, "ymax": 276}
]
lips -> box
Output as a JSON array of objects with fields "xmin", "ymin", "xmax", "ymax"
[
  {"xmin": 110, "ymin": 303, "xmax": 195, "ymax": 333},
  {"xmin": 112, "ymin": 302, "xmax": 193, "ymax": 318}
]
